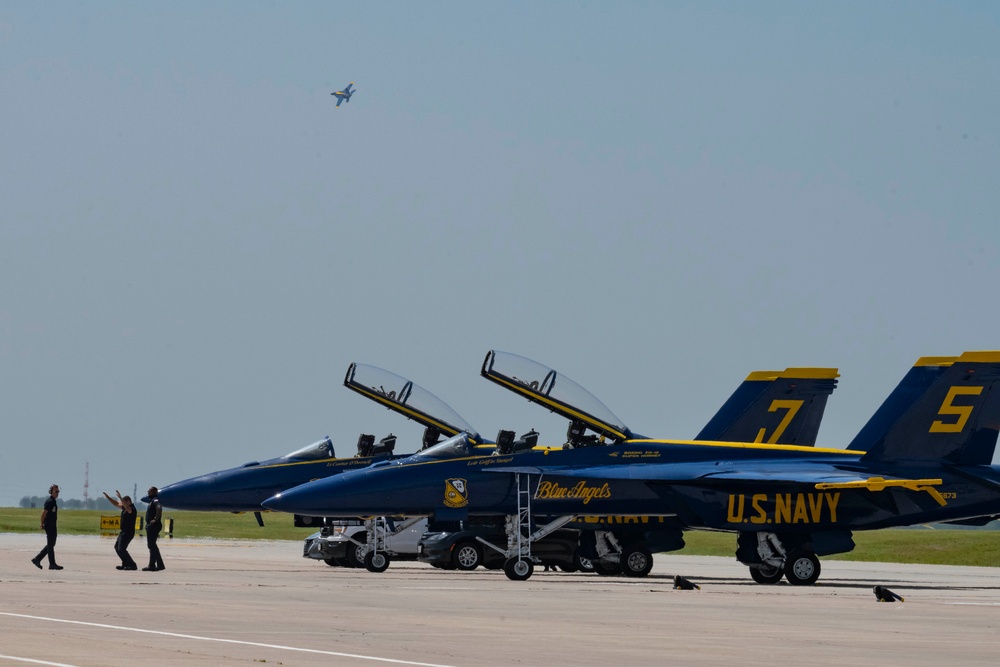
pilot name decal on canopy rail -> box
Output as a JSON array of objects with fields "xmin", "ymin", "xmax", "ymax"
[
  {"xmin": 726, "ymin": 492, "xmax": 841, "ymax": 525},
  {"xmin": 535, "ymin": 480, "xmax": 611, "ymax": 505}
]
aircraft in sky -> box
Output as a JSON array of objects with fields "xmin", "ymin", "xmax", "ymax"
[
  {"xmin": 332, "ymin": 82, "xmax": 355, "ymax": 107},
  {"xmin": 264, "ymin": 351, "xmax": 991, "ymax": 583}
]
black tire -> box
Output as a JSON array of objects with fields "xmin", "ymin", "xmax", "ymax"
[
  {"xmin": 451, "ymin": 541, "xmax": 483, "ymax": 571},
  {"xmin": 503, "ymin": 557, "xmax": 534, "ymax": 581},
  {"xmin": 364, "ymin": 550, "xmax": 390, "ymax": 573},
  {"xmin": 783, "ymin": 551, "xmax": 821, "ymax": 586},
  {"xmin": 345, "ymin": 535, "xmax": 367, "ymax": 569},
  {"xmin": 558, "ymin": 563, "xmax": 578, "ymax": 573},
  {"xmin": 621, "ymin": 545, "xmax": 653, "ymax": 578},
  {"xmin": 749, "ymin": 564, "xmax": 784, "ymax": 584},
  {"xmin": 592, "ymin": 560, "xmax": 621, "ymax": 576},
  {"xmin": 575, "ymin": 552, "xmax": 595, "ymax": 573},
  {"xmin": 324, "ymin": 558, "xmax": 339, "ymax": 567}
]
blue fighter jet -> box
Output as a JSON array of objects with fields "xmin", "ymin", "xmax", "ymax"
[
  {"xmin": 150, "ymin": 363, "xmax": 478, "ymax": 525},
  {"xmin": 264, "ymin": 351, "xmax": 990, "ymax": 583},
  {"xmin": 332, "ymin": 82, "xmax": 355, "ymax": 107},
  {"xmin": 334, "ymin": 356, "xmax": 841, "ymax": 573}
]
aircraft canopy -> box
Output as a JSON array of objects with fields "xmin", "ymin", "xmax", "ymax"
[
  {"xmin": 481, "ymin": 350, "xmax": 632, "ymax": 442},
  {"xmin": 345, "ymin": 363, "xmax": 480, "ymax": 442}
]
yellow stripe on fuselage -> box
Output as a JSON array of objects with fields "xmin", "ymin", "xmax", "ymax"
[{"xmin": 628, "ymin": 439, "xmax": 859, "ymax": 456}]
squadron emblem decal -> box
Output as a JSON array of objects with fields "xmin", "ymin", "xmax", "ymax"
[{"xmin": 444, "ymin": 478, "xmax": 469, "ymax": 508}]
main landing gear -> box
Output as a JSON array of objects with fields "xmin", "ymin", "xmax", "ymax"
[
  {"xmin": 587, "ymin": 530, "xmax": 655, "ymax": 578},
  {"xmin": 745, "ymin": 533, "xmax": 821, "ymax": 586}
]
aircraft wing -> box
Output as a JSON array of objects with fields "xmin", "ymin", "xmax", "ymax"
[{"xmin": 335, "ymin": 96, "xmax": 345, "ymax": 107}]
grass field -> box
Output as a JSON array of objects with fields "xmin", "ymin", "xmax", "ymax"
[{"xmin": 2, "ymin": 508, "xmax": 997, "ymax": 567}]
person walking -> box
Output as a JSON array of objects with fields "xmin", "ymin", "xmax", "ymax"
[
  {"xmin": 143, "ymin": 486, "xmax": 165, "ymax": 571},
  {"xmin": 32, "ymin": 484, "xmax": 64, "ymax": 570},
  {"xmin": 102, "ymin": 490, "xmax": 138, "ymax": 570}
]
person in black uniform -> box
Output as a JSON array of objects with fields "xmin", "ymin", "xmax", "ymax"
[
  {"xmin": 102, "ymin": 489, "xmax": 138, "ymax": 570},
  {"xmin": 143, "ymin": 486, "xmax": 165, "ymax": 571},
  {"xmin": 32, "ymin": 484, "xmax": 64, "ymax": 570}
]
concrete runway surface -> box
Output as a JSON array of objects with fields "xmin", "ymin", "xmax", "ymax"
[{"xmin": 2, "ymin": 533, "xmax": 1000, "ymax": 666}]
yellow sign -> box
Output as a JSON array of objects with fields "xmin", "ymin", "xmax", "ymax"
[{"xmin": 99, "ymin": 515, "xmax": 145, "ymax": 532}]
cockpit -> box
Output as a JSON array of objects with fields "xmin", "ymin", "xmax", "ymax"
[
  {"xmin": 282, "ymin": 437, "xmax": 336, "ymax": 462},
  {"xmin": 407, "ymin": 432, "xmax": 476, "ymax": 461}
]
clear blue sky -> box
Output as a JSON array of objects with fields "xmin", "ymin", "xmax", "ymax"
[{"xmin": 2, "ymin": 3, "xmax": 999, "ymax": 507}]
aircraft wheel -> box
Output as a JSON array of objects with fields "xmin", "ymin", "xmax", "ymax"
[
  {"xmin": 364, "ymin": 551, "xmax": 391, "ymax": 573},
  {"xmin": 324, "ymin": 558, "xmax": 339, "ymax": 567},
  {"xmin": 749, "ymin": 564, "xmax": 783, "ymax": 584},
  {"xmin": 503, "ymin": 557, "xmax": 534, "ymax": 581},
  {"xmin": 621, "ymin": 545, "xmax": 654, "ymax": 578},
  {"xmin": 592, "ymin": 560, "xmax": 621, "ymax": 576},
  {"xmin": 574, "ymin": 551, "xmax": 595, "ymax": 573},
  {"xmin": 783, "ymin": 551, "xmax": 821, "ymax": 586},
  {"xmin": 452, "ymin": 541, "xmax": 483, "ymax": 571},
  {"xmin": 345, "ymin": 536, "xmax": 367, "ymax": 568}
]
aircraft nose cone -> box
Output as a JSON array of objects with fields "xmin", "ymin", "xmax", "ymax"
[
  {"xmin": 262, "ymin": 489, "xmax": 308, "ymax": 513},
  {"xmin": 261, "ymin": 467, "xmax": 406, "ymax": 517},
  {"xmin": 140, "ymin": 495, "xmax": 151, "ymax": 503},
  {"xmin": 155, "ymin": 473, "xmax": 225, "ymax": 510}
]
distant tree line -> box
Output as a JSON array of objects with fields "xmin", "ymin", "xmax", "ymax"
[{"xmin": 19, "ymin": 496, "xmax": 147, "ymax": 511}]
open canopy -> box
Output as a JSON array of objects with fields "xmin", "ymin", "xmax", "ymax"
[
  {"xmin": 481, "ymin": 350, "xmax": 633, "ymax": 443},
  {"xmin": 345, "ymin": 363, "xmax": 480, "ymax": 444}
]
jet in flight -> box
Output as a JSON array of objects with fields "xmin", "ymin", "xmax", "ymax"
[{"xmin": 332, "ymin": 82, "xmax": 356, "ymax": 107}]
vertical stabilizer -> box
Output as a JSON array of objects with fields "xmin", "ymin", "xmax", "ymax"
[
  {"xmin": 846, "ymin": 357, "xmax": 956, "ymax": 452},
  {"xmin": 862, "ymin": 351, "xmax": 1000, "ymax": 465},
  {"xmin": 696, "ymin": 368, "xmax": 839, "ymax": 446}
]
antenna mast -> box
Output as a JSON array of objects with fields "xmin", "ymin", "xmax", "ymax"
[{"xmin": 83, "ymin": 461, "xmax": 90, "ymax": 504}]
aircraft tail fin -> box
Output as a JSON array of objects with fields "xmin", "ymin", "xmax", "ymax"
[
  {"xmin": 846, "ymin": 356, "xmax": 956, "ymax": 452},
  {"xmin": 861, "ymin": 351, "xmax": 1000, "ymax": 465},
  {"xmin": 695, "ymin": 368, "xmax": 838, "ymax": 446}
]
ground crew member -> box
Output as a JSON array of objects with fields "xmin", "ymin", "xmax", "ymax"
[
  {"xmin": 103, "ymin": 489, "xmax": 138, "ymax": 570},
  {"xmin": 143, "ymin": 486, "xmax": 165, "ymax": 571},
  {"xmin": 32, "ymin": 484, "xmax": 64, "ymax": 570}
]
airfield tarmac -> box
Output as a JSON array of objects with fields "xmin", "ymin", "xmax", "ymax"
[{"xmin": 2, "ymin": 534, "xmax": 1000, "ymax": 667}]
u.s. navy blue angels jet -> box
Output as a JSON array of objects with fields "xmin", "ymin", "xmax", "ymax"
[
  {"xmin": 332, "ymin": 82, "xmax": 355, "ymax": 107},
  {"xmin": 259, "ymin": 352, "xmax": 845, "ymax": 577},
  {"xmin": 150, "ymin": 363, "xmax": 479, "ymax": 524},
  {"xmin": 335, "ymin": 355, "xmax": 841, "ymax": 573},
  {"xmin": 264, "ymin": 351, "xmax": 987, "ymax": 584}
]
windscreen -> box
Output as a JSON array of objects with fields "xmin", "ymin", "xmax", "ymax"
[
  {"xmin": 407, "ymin": 433, "xmax": 474, "ymax": 461},
  {"xmin": 283, "ymin": 437, "xmax": 336, "ymax": 461}
]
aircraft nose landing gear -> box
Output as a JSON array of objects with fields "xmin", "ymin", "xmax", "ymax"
[{"xmin": 504, "ymin": 557, "xmax": 534, "ymax": 581}]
